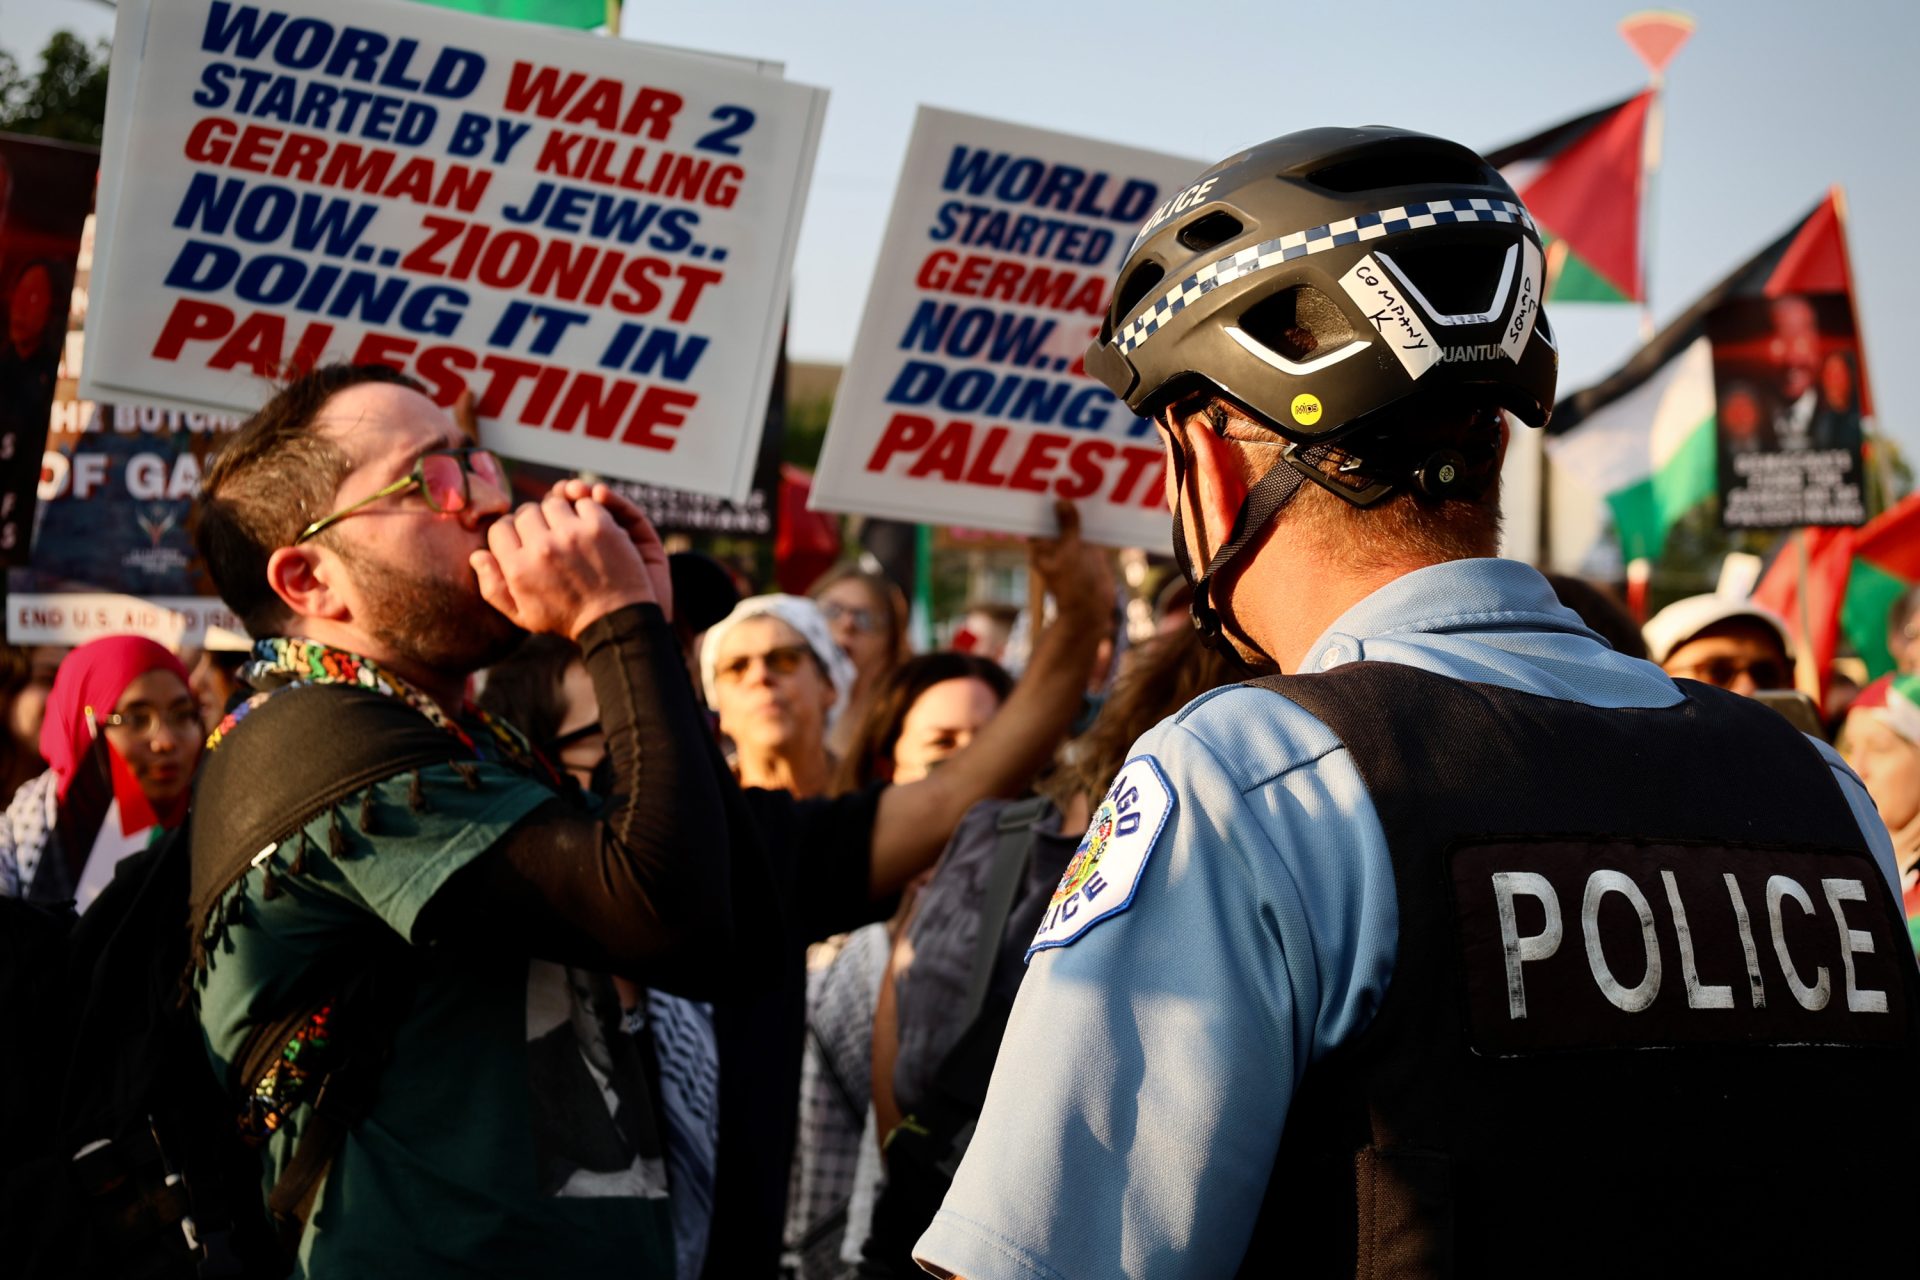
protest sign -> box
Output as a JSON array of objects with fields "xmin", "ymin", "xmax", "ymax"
[
  {"xmin": 10, "ymin": 211, "xmax": 250, "ymax": 649},
  {"xmin": 0, "ymin": 133, "xmax": 98, "ymax": 565},
  {"xmin": 82, "ymin": 0, "xmax": 826, "ymax": 501},
  {"xmin": 810, "ymin": 107, "xmax": 1200, "ymax": 548},
  {"xmin": 510, "ymin": 340, "xmax": 785, "ymax": 537},
  {"xmin": 11, "ymin": 400, "xmax": 248, "ymax": 649},
  {"xmin": 1713, "ymin": 291, "xmax": 1868, "ymax": 530}
]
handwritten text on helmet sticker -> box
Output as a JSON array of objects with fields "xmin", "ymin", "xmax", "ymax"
[
  {"xmin": 1502, "ymin": 237, "xmax": 1544, "ymax": 364},
  {"xmin": 1340, "ymin": 254, "xmax": 1440, "ymax": 380}
]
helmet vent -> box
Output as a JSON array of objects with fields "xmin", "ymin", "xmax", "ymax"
[
  {"xmin": 1376, "ymin": 242, "xmax": 1515, "ymax": 317},
  {"xmin": 1178, "ymin": 211, "xmax": 1244, "ymax": 253},
  {"xmin": 1114, "ymin": 261, "xmax": 1166, "ymax": 322},
  {"xmin": 1306, "ymin": 147, "xmax": 1490, "ymax": 194},
  {"xmin": 1240, "ymin": 287, "xmax": 1355, "ymax": 361}
]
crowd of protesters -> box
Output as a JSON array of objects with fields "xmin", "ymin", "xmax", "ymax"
[{"xmin": 1, "ymin": 363, "xmax": 1918, "ymax": 1278}]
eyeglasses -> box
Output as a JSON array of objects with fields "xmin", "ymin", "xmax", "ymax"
[
  {"xmin": 100, "ymin": 705, "xmax": 205, "ymax": 737},
  {"xmin": 294, "ymin": 448, "xmax": 507, "ymax": 545},
  {"xmin": 1669, "ymin": 656, "xmax": 1791, "ymax": 690},
  {"xmin": 819, "ymin": 601, "xmax": 880, "ymax": 634},
  {"xmin": 715, "ymin": 644, "xmax": 814, "ymax": 685}
]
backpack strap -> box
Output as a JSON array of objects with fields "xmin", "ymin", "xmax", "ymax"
[
  {"xmin": 857, "ymin": 798, "xmax": 1055, "ymax": 1278},
  {"xmin": 959, "ymin": 796, "xmax": 1053, "ymax": 1028},
  {"xmin": 257, "ymin": 953, "xmax": 416, "ymax": 1253},
  {"xmin": 188, "ymin": 684, "xmax": 469, "ymax": 976}
]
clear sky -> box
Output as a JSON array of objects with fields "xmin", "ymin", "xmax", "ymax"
[{"xmin": 5, "ymin": 0, "xmax": 1917, "ymax": 457}]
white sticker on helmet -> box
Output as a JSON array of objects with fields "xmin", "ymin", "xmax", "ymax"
[
  {"xmin": 1339, "ymin": 254, "xmax": 1440, "ymax": 380},
  {"xmin": 1502, "ymin": 237, "xmax": 1544, "ymax": 363}
]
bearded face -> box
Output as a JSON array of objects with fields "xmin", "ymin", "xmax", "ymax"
[{"xmin": 333, "ymin": 536, "xmax": 527, "ymax": 676}]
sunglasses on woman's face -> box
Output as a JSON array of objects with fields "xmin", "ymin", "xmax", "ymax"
[
  {"xmin": 294, "ymin": 448, "xmax": 507, "ymax": 545},
  {"xmin": 819, "ymin": 601, "xmax": 880, "ymax": 634},
  {"xmin": 715, "ymin": 644, "xmax": 815, "ymax": 685}
]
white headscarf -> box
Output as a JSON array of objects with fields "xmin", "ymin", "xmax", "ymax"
[{"xmin": 699, "ymin": 594, "xmax": 858, "ymax": 729}]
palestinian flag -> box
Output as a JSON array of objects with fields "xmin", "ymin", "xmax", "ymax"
[
  {"xmin": 408, "ymin": 0, "xmax": 606, "ymax": 27},
  {"xmin": 1751, "ymin": 493, "xmax": 1920, "ymax": 691},
  {"xmin": 1486, "ymin": 92, "xmax": 1654, "ymax": 304},
  {"xmin": 1546, "ymin": 193, "xmax": 1862, "ymax": 563},
  {"xmin": 59, "ymin": 732, "xmax": 166, "ymax": 912}
]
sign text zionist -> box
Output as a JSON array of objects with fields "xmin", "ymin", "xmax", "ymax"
[{"xmin": 83, "ymin": 0, "xmax": 825, "ymax": 500}]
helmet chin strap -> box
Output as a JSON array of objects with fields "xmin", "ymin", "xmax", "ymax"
[{"xmin": 1167, "ymin": 430, "xmax": 1306, "ymax": 659}]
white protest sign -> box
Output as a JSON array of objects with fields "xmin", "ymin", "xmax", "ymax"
[
  {"xmin": 811, "ymin": 107, "xmax": 1201, "ymax": 548},
  {"xmin": 82, "ymin": 0, "xmax": 826, "ymax": 501}
]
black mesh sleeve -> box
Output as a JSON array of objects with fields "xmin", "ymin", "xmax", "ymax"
[{"xmin": 418, "ymin": 604, "xmax": 747, "ymax": 996}]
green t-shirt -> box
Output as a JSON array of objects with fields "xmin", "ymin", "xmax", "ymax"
[{"xmin": 196, "ymin": 761, "xmax": 675, "ymax": 1279}]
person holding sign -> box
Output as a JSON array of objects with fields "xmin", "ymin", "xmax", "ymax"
[
  {"xmin": 915, "ymin": 127, "xmax": 1918, "ymax": 1279},
  {"xmin": 186, "ymin": 364, "xmax": 764, "ymax": 1277}
]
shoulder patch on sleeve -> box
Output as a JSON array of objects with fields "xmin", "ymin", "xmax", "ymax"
[{"xmin": 1026, "ymin": 755, "xmax": 1174, "ymax": 960}]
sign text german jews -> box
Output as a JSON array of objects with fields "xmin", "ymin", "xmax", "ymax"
[
  {"xmin": 83, "ymin": 0, "xmax": 825, "ymax": 500},
  {"xmin": 811, "ymin": 109, "xmax": 1199, "ymax": 547}
]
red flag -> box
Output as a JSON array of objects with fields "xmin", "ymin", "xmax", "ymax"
[
  {"xmin": 1487, "ymin": 92, "xmax": 1653, "ymax": 303},
  {"xmin": 1619, "ymin": 11, "xmax": 1696, "ymax": 78},
  {"xmin": 105, "ymin": 735, "xmax": 161, "ymax": 836},
  {"xmin": 1752, "ymin": 526, "xmax": 1856, "ymax": 704},
  {"xmin": 1764, "ymin": 189, "xmax": 1873, "ymax": 416},
  {"xmin": 774, "ymin": 464, "xmax": 842, "ymax": 594}
]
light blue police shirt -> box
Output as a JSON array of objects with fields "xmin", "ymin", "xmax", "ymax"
[{"xmin": 914, "ymin": 557, "xmax": 1897, "ymax": 1280}]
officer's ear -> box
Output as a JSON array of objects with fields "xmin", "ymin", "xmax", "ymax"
[{"xmin": 1173, "ymin": 408, "xmax": 1250, "ymax": 557}]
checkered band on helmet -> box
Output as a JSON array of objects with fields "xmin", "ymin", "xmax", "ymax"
[{"xmin": 1083, "ymin": 126, "xmax": 1559, "ymax": 442}]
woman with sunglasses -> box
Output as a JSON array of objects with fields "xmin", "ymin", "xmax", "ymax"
[
  {"xmin": 811, "ymin": 567, "xmax": 910, "ymax": 762},
  {"xmin": 0, "ymin": 635, "xmax": 203, "ymax": 910},
  {"xmin": 700, "ymin": 595, "xmax": 857, "ymax": 799}
]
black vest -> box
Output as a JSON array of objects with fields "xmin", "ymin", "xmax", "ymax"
[{"xmin": 1241, "ymin": 664, "xmax": 1920, "ymax": 1278}]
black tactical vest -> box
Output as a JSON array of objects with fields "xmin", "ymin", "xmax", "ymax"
[{"xmin": 1239, "ymin": 663, "xmax": 1919, "ymax": 1278}]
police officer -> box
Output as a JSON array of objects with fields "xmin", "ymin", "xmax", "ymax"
[{"xmin": 912, "ymin": 127, "xmax": 1920, "ymax": 1279}]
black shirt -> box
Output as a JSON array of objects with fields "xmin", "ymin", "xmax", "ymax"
[{"xmin": 702, "ymin": 783, "xmax": 891, "ymax": 1280}]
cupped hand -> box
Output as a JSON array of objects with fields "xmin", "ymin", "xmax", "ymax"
[
  {"xmin": 552, "ymin": 478, "xmax": 674, "ymax": 622},
  {"xmin": 469, "ymin": 489, "xmax": 654, "ymax": 639}
]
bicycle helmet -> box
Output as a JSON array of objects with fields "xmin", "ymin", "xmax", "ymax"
[{"xmin": 1083, "ymin": 126, "xmax": 1559, "ymax": 642}]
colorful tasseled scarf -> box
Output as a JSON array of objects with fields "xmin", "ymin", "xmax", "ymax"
[{"xmin": 210, "ymin": 637, "xmax": 556, "ymax": 786}]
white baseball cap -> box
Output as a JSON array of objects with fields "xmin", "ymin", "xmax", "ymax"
[{"xmin": 1642, "ymin": 594, "xmax": 1794, "ymax": 667}]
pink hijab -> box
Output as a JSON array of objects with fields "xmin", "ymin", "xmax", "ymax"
[{"xmin": 39, "ymin": 635, "xmax": 193, "ymax": 801}]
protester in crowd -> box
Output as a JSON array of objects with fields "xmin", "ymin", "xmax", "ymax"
[
  {"xmin": 0, "ymin": 635, "xmax": 200, "ymax": 910},
  {"xmin": 184, "ymin": 646, "xmax": 249, "ymax": 730},
  {"xmin": 787, "ymin": 652, "xmax": 1016, "ymax": 1275},
  {"xmin": 705, "ymin": 501, "xmax": 1110, "ymax": 1279},
  {"xmin": 476, "ymin": 634, "xmax": 607, "ymax": 789},
  {"xmin": 1839, "ymin": 673, "xmax": 1920, "ymax": 955},
  {"xmin": 478, "ymin": 636, "xmax": 722, "ymax": 1280},
  {"xmin": 1889, "ymin": 583, "xmax": 1920, "ymax": 675},
  {"xmin": 1546, "ymin": 573, "xmax": 1649, "ymax": 660},
  {"xmin": 702, "ymin": 594, "xmax": 856, "ymax": 799},
  {"xmin": 833, "ymin": 653, "xmax": 1015, "ymax": 794},
  {"xmin": 0, "ymin": 644, "xmax": 65, "ymax": 805},
  {"xmin": 187, "ymin": 364, "xmax": 762, "ymax": 1278},
  {"xmin": 918, "ymin": 127, "xmax": 1915, "ymax": 1279},
  {"xmin": 953, "ymin": 601, "xmax": 1019, "ymax": 662},
  {"xmin": 854, "ymin": 625, "xmax": 1244, "ymax": 1276},
  {"xmin": 812, "ymin": 566, "xmax": 909, "ymax": 759},
  {"xmin": 1642, "ymin": 593, "xmax": 1794, "ymax": 694}
]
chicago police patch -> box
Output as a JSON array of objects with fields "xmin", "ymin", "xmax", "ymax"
[{"xmin": 1026, "ymin": 755, "xmax": 1173, "ymax": 959}]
